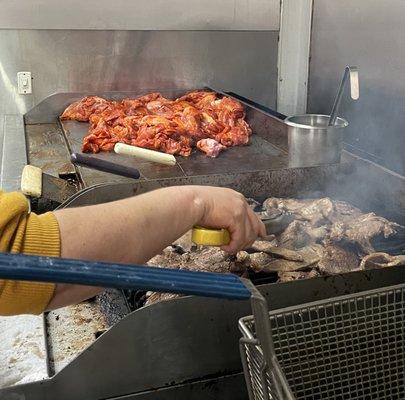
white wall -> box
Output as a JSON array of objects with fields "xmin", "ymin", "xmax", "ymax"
[{"xmin": 0, "ymin": 0, "xmax": 280, "ymax": 30}]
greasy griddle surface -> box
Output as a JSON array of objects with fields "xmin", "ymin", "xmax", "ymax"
[{"xmin": 59, "ymin": 105, "xmax": 288, "ymax": 186}]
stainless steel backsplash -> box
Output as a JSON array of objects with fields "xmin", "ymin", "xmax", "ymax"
[
  {"xmin": 308, "ymin": 0, "xmax": 405, "ymax": 175},
  {"xmin": 0, "ymin": 30, "xmax": 278, "ymax": 115}
]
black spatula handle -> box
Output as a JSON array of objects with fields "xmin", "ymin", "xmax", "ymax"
[{"xmin": 71, "ymin": 153, "xmax": 141, "ymax": 179}]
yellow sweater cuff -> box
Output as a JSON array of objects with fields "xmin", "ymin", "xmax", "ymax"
[
  {"xmin": 0, "ymin": 212, "xmax": 60, "ymax": 316},
  {"xmin": 23, "ymin": 212, "xmax": 61, "ymax": 258}
]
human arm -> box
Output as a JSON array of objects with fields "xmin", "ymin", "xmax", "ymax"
[
  {"xmin": 0, "ymin": 186, "xmax": 265, "ymax": 315},
  {"xmin": 49, "ymin": 185, "xmax": 265, "ymax": 310},
  {"xmin": 0, "ymin": 191, "xmax": 60, "ymax": 315}
]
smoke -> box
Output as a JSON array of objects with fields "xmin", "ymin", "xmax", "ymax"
[{"xmin": 320, "ymin": 151, "xmax": 405, "ymax": 225}]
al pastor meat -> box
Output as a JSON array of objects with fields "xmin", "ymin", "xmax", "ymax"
[{"xmin": 61, "ymin": 91, "xmax": 252, "ymax": 158}]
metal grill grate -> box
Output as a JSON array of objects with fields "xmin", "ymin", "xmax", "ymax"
[{"xmin": 240, "ymin": 284, "xmax": 405, "ymax": 400}]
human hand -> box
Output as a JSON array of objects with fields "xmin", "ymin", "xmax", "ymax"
[{"xmin": 191, "ymin": 186, "xmax": 266, "ymax": 254}]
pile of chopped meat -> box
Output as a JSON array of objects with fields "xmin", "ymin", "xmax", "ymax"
[
  {"xmin": 60, "ymin": 91, "xmax": 252, "ymax": 158},
  {"xmin": 145, "ymin": 197, "xmax": 403, "ymax": 305}
]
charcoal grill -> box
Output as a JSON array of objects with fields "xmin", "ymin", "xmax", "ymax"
[{"xmin": 1, "ymin": 88, "xmax": 405, "ymax": 400}]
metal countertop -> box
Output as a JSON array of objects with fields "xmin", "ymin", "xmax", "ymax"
[{"xmin": 0, "ymin": 114, "xmax": 26, "ymax": 191}]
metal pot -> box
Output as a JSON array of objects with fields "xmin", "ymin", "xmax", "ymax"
[{"xmin": 284, "ymin": 114, "xmax": 348, "ymax": 168}]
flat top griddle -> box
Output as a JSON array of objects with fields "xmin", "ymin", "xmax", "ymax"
[{"xmin": 59, "ymin": 94, "xmax": 289, "ymax": 187}]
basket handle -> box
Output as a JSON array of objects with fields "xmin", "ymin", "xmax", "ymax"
[
  {"xmin": 0, "ymin": 252, "xmax": 252, "ymax": 301},
  {"xmin": 241, "ymin": 279, "xmax": 295, "ymax": 400}
]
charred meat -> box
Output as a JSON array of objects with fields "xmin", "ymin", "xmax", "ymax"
[
  {"xmin": 360, "ymin": 252, "xmax": 405, "ymax": 270},
  {"xmin": 330, "ymin": 213, "xmax": 399, "ymax": 254},
  {"xmin": 144, "ymin": 197, "xmax": 401, "ymax": 306},
  {"xmin": 315, "ymin": 243, "xmax": 361, "ymax": 275},
  {"xmin": 263, "ymin": 197, "xmax": 335, "ymax": 226}
]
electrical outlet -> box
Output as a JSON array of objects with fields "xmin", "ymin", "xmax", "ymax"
[{"xmin": 17, "ymin": 71, "xmax": 32, "ymax": 94}]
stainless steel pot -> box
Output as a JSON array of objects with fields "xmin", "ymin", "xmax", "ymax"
[{"xmin": 285, "ymin": 114, "xmax": 348, "ymax": 168}]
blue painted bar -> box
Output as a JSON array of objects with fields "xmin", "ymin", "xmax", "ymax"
[{"xmin": 0, "ymin": 253, "xmax": 251, "ymax": 300}]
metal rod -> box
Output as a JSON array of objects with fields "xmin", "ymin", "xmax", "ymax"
[
  {"xmin": 239, "ymin": 341, "xmax": 257, "ymax": 400},
  {"xmin": 328, "ymin": 66, "xmax": 359, "ymax": 126},
  {"xmin": 241, "ymin": 279, "xmax": 296, "ymax": 399}
]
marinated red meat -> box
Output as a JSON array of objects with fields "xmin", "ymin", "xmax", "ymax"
[
  {"xmin": 61, "ymin": 91, "xmax": 252, "ymax": 157},
  {"xmin": 61, "ymin": 96, "xmax": 112, "ymax": 122},
  {"xmin": 196, "ymin": 139, "xmax": 226, "ymax": 158}
]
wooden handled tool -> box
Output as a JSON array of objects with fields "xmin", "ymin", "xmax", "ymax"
[
  {"xmin": 114, "ymin": 143, "xmax": 177, "ymax": 166},
  {"xmin": 21, "ymin": 165, "xmax": 77, "ymax": 203},
  {"xmin": 21, "ymin": 165, "xmax": 42, "ymax": 198},
  {"xmin": 192, "ymin": 211, "xmax": 294, "ymax": 246}
]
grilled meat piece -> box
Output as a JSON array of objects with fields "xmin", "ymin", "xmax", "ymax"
[
  {"xmin": 246, "ymin": 239, "xmax": 277, "ymax": 253},
  {"xmin": 278, "ymin": 220, "xmax": 327, "ymax": 249},
  {"xmin": 360, "ymin": 252, "xmax": 405, "ymax": 270},
  {"xmin": 189, "ymin": 247, "xmax": 234, "ymax": 273},
  {"xmin": 247, "ymin": 242, "xmax": 303, "ymax": 262},
  {"xmin": 329, "ymin": 200, "xmax": 363, "ymax": 222},
  {"xmin": 234, "ymin": 250, "xmax": 251, "ymax": 271},
  {"xmin": 330, "ymin": 213, "xmax": 399, "ymax": 254},
  {"xmin": 264, "ymin": 197, "xmax": 334, "ymax": 226},
  {"xmin": 277, "ymin": 221, "xmax": 310, "ymax": 249},
  {"xmin": 145, "ymin": 292, "xmax": 180, "ymax": 306},
  {"xmin": 371, "ymin": 225, "xmax": 405, "ymax": 255},
  {"xmin": 242, "ymin": 245, "xmax": 320, "ymax": 274},
  {"xmin": 147, "ymin": 249, "xmax": 189, "ymax": 270},
  {"xmin": 247, "ymin": 252, "xmax": 274, "ymax": 272},
  {"xmin": 314, "ymin": 243, "xmax": 360, "ymax": 275},
  {"xmin": 177, "ymin": 90, "xmax": 217, "ymax": 108},
  {"xmin": 61, "ymin": 91, "xmax": 252, "ymax": 157},
  {"xmin": 262, "ymin": 245, "xmax": 320, "ymax": 273},
  {"xmin": 262, "ymin": 257, "xmax": 318, "ymax": 273},
  {"xmin": 278, "ymin": 269, "xmax": 320, "ymax": 283}
]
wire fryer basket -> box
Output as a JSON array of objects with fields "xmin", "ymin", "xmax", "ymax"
[{"xmin": 240, "ymin": 283, "xmax": 405, "ymax": 400}]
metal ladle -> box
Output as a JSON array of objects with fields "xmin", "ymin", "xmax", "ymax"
[{"xmin": 328, "ymin": 66, "xmax": 360, "ymax": 126}]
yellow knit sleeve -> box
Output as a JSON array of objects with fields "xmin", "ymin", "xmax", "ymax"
[{"xmin": 0, "ymin": 191, "xmax": 60, "ymax": 316}]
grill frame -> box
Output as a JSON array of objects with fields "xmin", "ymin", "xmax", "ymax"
[
  {"xmin": 6, "ymin": 89, "xmax": 404, "ymax": 400},
  {"xmin": 240, "ymin": 283, "xmax": 405, "ymax": 400}
]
